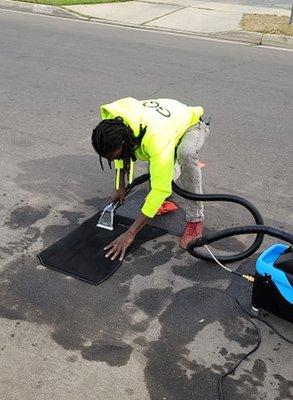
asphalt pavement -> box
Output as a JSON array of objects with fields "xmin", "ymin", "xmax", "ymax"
[{"xmin": 0, "ymin": 9, "xmax": 292, "ymax": 400}]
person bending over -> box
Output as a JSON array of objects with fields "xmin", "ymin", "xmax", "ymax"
[{"xmin": 92, "ymin": 97, "xmax": 210, "ymax": 261}]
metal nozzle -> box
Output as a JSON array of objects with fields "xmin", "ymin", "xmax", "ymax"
[{"xmin": 96, "ymin": 202, "xmax": 118, "ymax": 230}]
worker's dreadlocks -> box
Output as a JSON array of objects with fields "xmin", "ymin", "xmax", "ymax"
[{"xmin": 91, "ymin": 117, "xmax": 146, "ymax": 177}]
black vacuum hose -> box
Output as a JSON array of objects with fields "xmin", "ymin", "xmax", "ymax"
[
  {"xmin": 172, "ymin": 181, "xmax": 265, "ymax": 263},
  {"xmin": 131, "ymin": 174, "xmax": 291, "ymax": 263},
  {"xmin": 187, "ymin": 225, "xmax": 293, "ymax": 262},
  {"xmin": 130, "ymin": 174, "xmax": 267, "ymax": 263}
]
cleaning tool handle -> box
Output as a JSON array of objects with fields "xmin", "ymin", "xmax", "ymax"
[
  {"xmin": 113, "ymin": 173, "xmax": 150, "ymax": 210},
  {"xmin": 125, "ymin": 173, "xmax": 150, "ymax": 192}
]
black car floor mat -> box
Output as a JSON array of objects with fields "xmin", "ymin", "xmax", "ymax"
[{"xmin": 38, "ymin": 213, "xmax": 167, "ymax": 285}]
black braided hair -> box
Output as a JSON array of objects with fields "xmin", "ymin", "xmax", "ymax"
[{"xmin": 91, "ymin": 117, "xmax": 146, "ymax": 177}]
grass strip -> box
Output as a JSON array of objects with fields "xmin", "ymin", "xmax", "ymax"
[{"xmin": 241, "ymin": 13, "xmax": 293, "ymax": 37}]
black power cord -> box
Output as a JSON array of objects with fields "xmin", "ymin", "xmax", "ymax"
[
  {"xmin": 219, "ymin": 298, "xmax": 293, "ymax": 400},
  {"xmin": 234, "ymin": 298, "xmax": 293, "ymax": 345},
  {"xmin": 218, "ymin": 298, "xmax": 261, "ymax": 400}
]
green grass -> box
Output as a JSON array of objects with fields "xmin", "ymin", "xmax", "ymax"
[{"xmin": 15, "ymin": 0, "xmax": 130, "ymax": 6}]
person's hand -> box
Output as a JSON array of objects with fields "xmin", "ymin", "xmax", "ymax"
[
  {"xmin": 104, "ymin": 230, "xmax": 135, "ymax": 261},
  {"xmin": 110, "ymin": 187, "xmax": 126, "ymax": 205}
]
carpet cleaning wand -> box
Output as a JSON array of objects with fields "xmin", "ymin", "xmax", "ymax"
[{"xmin": 96, "ymin": 173, "xmax": 150, "ymax": 230}]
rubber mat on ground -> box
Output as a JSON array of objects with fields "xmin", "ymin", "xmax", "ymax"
[{"xmin": 38, "ymin": 213, "xmax": 167, "ymax": 285}]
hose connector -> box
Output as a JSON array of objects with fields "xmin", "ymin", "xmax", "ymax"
[{"xmin": 243, "ymin": 274, "xmax": 255, "ymax": 283}]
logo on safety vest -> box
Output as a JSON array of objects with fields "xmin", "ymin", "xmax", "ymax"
[{"xmin": 143, "ymin": 100, "xmax": 171, "ymax": 118}]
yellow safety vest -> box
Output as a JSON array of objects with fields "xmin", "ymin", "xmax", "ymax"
[{"xmin": 100, "ymin": 97, "xmax": 204, "ymax": 218}]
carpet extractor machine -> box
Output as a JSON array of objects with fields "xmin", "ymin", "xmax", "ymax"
[
  {"xmin": 98, "ymin": 173, "xmax": 293, "ymax": 322},
  {"xmin": 172, "ymin": 180, "xmax": 293, "ymax": 323}
]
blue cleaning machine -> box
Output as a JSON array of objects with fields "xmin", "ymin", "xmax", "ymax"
[{"xmin": 252, "ymin": 244, "xmax": 293, "ymax": 322}]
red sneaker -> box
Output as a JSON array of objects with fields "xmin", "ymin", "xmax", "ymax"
[
  {"xmin": 180, "ymin": 221, "xmax": 204, "ymax": 250},
  {"xmin": 156, "ymin": 201, "xmax": 178, "ymax": 216}
]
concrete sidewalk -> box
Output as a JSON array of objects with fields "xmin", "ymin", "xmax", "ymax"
[
  {"xmin": 63, "ymin": 0, "xmax": 293, "ymax": 47},
  {"xmin": 0, "ymin": 0, "xmax": 292, "ymax": 48}
]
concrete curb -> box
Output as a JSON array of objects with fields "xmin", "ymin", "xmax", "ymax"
[
  {"xmin": 0, "ymin": 0, "xmax": 292, "ymax": 49},
  {"xmin": 206, "ymin": 30, "xmax": 263, "ymax": 45},
  {"xmin": 262, "ymin": 33, "xmax": 293, "ymax": 49},
  {"xmin": 78, "ymin": 15, "xmax": 262, "ymax": 44},
  {"xmin": 0, "ymin": 0, "xmax": 89, "ymax": 19}
]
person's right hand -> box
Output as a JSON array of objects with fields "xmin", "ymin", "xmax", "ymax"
[{"xmin": 110, "ymin": 187, "xmax": 126, "ymax": 205}]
